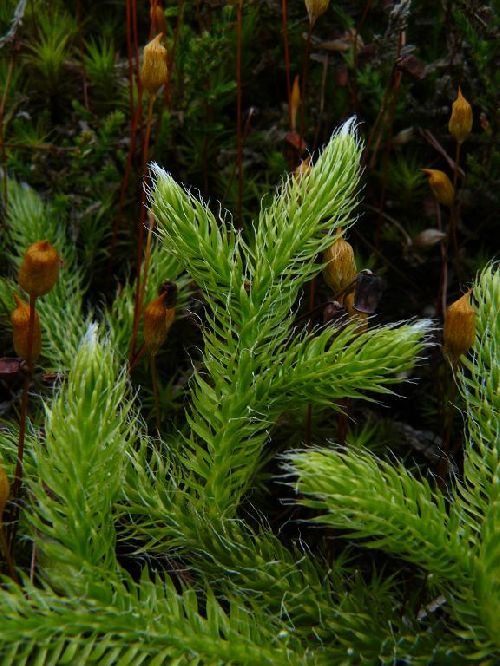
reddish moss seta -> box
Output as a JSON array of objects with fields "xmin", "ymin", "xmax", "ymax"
[
  {"xmin": 11, "ymin": 295, "xmax": 41, "ymax": 363},
  {"xmin": 0, "ymin": 461, "xmax": 9, "ymax": 525}
]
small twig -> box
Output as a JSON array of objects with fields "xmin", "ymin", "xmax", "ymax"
[
  {"xmin": 365, "ymin": 204, "xmax": 412, "ymax": 246},
  {"xmin": 419, "ymin": 128, "xmax": 465, "ymax": 179}
]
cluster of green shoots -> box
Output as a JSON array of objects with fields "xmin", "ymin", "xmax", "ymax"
[{"xmin": 0, "ymin": 119, "xmax": 498, "ymax": 663}]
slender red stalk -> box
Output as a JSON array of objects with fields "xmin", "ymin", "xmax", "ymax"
[
  {"xmin": 109, "ymin": 103, "xmax": 143, "ymax": 265},
  {"xmin": 109, "ymin": 0, "xmax": 145, "ymax": 272},
  {"xmin": 132, "ymin": 0, "xmax": 140, "ymax": 90},
  {"xmin": 129, "ymin": 95, "xmax": 156, "ymax": 363},
  {"xmin": 299, "ymin": 22, "xmax": 313, "ymax": 147},
  {"xmin": 281, "ymin": 0, "xmax": 292, "ymax": 128},
  {"xmin": 126, "ymin": 0, "xmax": 135, "ymax": 123},
  {"xmin": 11, "ymin": 296, "xmax": 36, "ymax": 504},
  {"xmin": 137, "ymin": 214, "xmax": 155, "ymax": 343},
  {"xmin": 165, "ymin": 0, "xmax": 185, "ymax": 109},
  {"xmin": 235, "ymin": 1, "xmax": 243, "ymax": 228},
  {"xmin": 8, "ymin": 295, "xmax": 37, "ymax": 561},
  {"xmin": 129, "ymin": 343, "xmax": 146, "ymax": 374},
  {"xmin": 449, "ymin": 141, "xmax": 461, "ymax": 273}
]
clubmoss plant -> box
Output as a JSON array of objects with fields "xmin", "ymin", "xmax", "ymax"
[{"xmin": 0, "ymin": 122, "xmax": 498, "ymax": 663}]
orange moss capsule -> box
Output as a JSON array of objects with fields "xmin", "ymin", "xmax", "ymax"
[
  {"xmin": 323, "ymin": 237, "xmax": 357, "ymax": 299},
  {"xmin": 422, "ymin": 169, "xmax": 455, "ymax": 208},
  {"xmin": 305, "ymin": 0, "xmax": 330, "ymax": 26},
  {"xmin": 18, "ymin": 240, "xmax": 59, "ymax": 298},
  {"xmin": 141, "ymin": 33, "xmax": 168, "ymax": 95},
  {"xmin": 448, "ymin": 87, "xmax": 473, "ymax": 144},
  {"xmin": 11, "ymin": 295, "xmax": 41, "ymax": 363},
  {"xmin": 443, "ymin": 291, "xmax": 476, "ymax": 366},
  {"xmin": 143, "ymin": 283, "xmax": 177, "ymax": 355},
  {"xmin": 0, "ymin": 460, "xmax": 9, "ymax": 526}
]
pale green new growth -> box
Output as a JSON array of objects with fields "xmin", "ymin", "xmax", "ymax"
[
  {"xmin": 29, "ymin": 325, "xmax": 134, "ymax": 588},
  {"xmin": 150, "ymin": 121, "xmax": 431, "ymax": 514}
]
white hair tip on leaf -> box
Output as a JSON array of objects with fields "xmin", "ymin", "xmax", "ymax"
[
  {"xmin": 82, "ymin": 322, "xmax": 99, "ymax": 349},
  {"xmin": 340, "ymin": 116, "xmax": 357, "ymax": 136}
]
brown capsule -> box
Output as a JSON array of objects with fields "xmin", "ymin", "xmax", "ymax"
[
  {"xmin": 345, "ymin": 291, "xmax": 368, "ymax": 333},
  {"xmin": 448, "ymin": 87, "xmax": 473, "ymax": 144},
  {"xmin": 141, "ymin": 33, "xmax": 168, "ymax": 95},
  {"xmin": 353, "ymin": 271, "xmax": 384, "ymax": 314},
  {"xmin": 443, "ymin": 291, "xmax": 476, "ymax": 366},
  {"xmin": 19, "ymin": 240, "xmax": 60, "ymax": 298},
  {"xmin": 11, "ymin": 295, "xmax": 41, "ymax": 363},
  {"xmin": 143, "ymin": 292, "xmax": 175, "ymax": 356},
  {"xmin": 0, "ymin": 461, "xmax": 10, "ymax": 526},
  {"xmin": 422, "ymin": 169, "xmax": 455, "ymax": 208},
  {"xmin": 304, "ymin": 0, "xmax": 330, "ymax": 26},
  {"xmin": 322, "ymin": 238, "xmax": 357, "ymax": 300}
]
